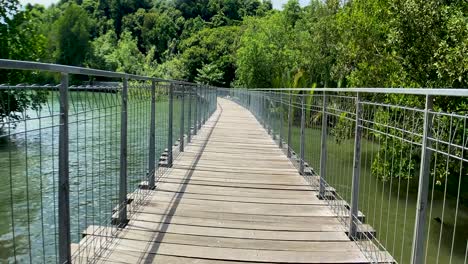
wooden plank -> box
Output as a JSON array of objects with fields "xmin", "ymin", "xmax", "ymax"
[
  {"xmin": 171, "ymin": 164, "xmax": 300, "ymax": 174},
  {"xmin": 127, "ymin": 212, "xmax": 344, "ymax": 232},
  {"xmin": 83, "ymin": 226, "xmax": 357, "ymax": 251},
  {"xmin": 73, "ymin": 238, "xmax": 268, "ymax": 264},
  {"xmin": 78, "ymin": 235, "xmax": 370, "ymax": 263},
  {"xmin": 135, "ymin": 200, "xmax": 335, "ymax": 217},
  {"xmin": 127, "ymin": 205, "xmax": 346, "ymax": 224},
  {"xmin": 168, "ymin": 167, "xmax": 303, "ymax": 177},
  {"xmin": 146, "ymin": 189, "xmax": 322, "ymax": 205},
  {"xmin": 156, "ymin": 178, "xmax": 315, "ymax": 191},
  {"xmin": 161, "ymin": 173, "xmax": 308, "ymax": 185},
  {"xmin": 154, "ymin": 182, "xmax": 317, "ymax": 199}
]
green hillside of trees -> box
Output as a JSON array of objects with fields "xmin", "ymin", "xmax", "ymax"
[{"xmin": 1, "ymin": 0, "xmax": 466, "ymax": 88}]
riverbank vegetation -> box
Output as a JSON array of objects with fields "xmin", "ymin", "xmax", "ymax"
[{"xmin": 1, "ymin": 0, "xmax": 466, "ymax": 88}]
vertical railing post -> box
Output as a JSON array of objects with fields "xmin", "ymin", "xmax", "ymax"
[
  {"xmin": 261, "ymin": 93, "xmax": 265, "ymax": 126},
  {"xmin": 203, "ymin": 85, "xmax": 207, "ymax": 124},
  {"xmin": 287, "ymin": 92, "xmax": 292, "ymax": 158},
  {"xmin": 148, "ymin": 79, "xmax": 156, "ymax": 189},
  {"xmin": 260, "ymin": 93, "xmax": 264, "ymax": 126},
  {"xmin": 268, "ymin": 92, "xmax": 272, "ymax": 135},
  {"xmin": 58, "ymin": 73, "xmax": 71, "ymax": 264},
  {"xmin": 119, "ymin": 77, "xmax": 128, "ymax": 226},
  {"xmin": 319, "ymin": 92, "xmax": 327, "ymax": 198},
  {"xmin": 167, "ymin": 83, "xmax": 174, "ymax": 167},
  {"xmin": 349, "ymin": 93, "xmax": 362, "ymax": 239},
  {"xmin": 201, "ymin": 85, "xmax": 204, "ymax": 125},
  {"xmin": 299, "ymin": 94, "xmax": 305, "ymax": 174},
  {"xmin": 271, "ymin": 91, "xmax": 276, "ymax": 140},
  {"xmin": 194, "ymin": 86, "xmax": 198, "ymax": 135},
  {"xmin": 262, "ymin": 92, "xmax": 268, "ymax": 128},
  {"xmin": 179, "ymin": 85, "xmax": 185, "ymax": 152},
  {"xmin": 206, "ymin": 86, "xmax": 209, "ymax": 122},
  {"xmin": 197, "ymin": 86, "xmax": 202, "ymax": 130},
  {"xmin": 279, "ymin": 92, "xmax": 283, "ymax": 148},
  {"xmin": 187, "ymin": 86, "xmax": 192, "ymax": 143},
  {"xmin": 258, "ymin": 93, "xmax": 261, "ymax": 123},
  {"xmin": 411, "ymin": 95, "xmax": 433, "ymax": 264}
]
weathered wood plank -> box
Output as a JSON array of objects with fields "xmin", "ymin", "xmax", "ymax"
[{"xmin": 77, "ymin": 235, "xmax": 370, "ymax": 263}]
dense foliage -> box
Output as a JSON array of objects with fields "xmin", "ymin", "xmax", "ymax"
[{"xmin": 2, "ymin": 0, "xmax": 465, "ymax": 88}]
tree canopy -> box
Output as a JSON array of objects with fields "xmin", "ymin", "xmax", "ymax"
[{"xmin": 1, "ymin": 0, "xmax": 465, "ymax": 88}]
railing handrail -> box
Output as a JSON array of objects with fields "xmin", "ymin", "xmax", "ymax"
[
  {"xmin": 0, "ymin": 59, "xmax": 200, "ymax": 86},
  {"xmin": 246, "ymin": 87, "xmax": 468, "ymax": 97}
]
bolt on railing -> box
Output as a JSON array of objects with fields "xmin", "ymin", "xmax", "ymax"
[
  {"xmin": 220, "ymin": 87, "xmax": 468, "ymax": 264},
  {"xmin": 0, "ymin": 59, "xmax": 217, "ymax": 263}
]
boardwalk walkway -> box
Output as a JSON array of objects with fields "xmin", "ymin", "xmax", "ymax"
[{"xmin": 75, "ymin": 98, "xmax": 379, "ymax": 263}]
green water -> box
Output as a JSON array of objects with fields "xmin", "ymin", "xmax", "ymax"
[
  {"xmin": 286, "ymin": 123, "xmax": 468, "ymax": 264},
  {"xmin": 0, "ymin": 91, "xmax": 192, "ymax": 263}
]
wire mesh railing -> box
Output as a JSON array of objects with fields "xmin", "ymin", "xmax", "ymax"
[
  {"xmin": 0, "ymin": 59, "xmax": 217, "ymax": 263},
  {"xmin": 222, "ymin": 87, "xmax": 468, "ymax": 264}
]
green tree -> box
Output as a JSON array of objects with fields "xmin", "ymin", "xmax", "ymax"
[
  {"xmin": 0, "ymin": 1, "xmax": 47, "ymax": 82},
  {"xmin": 141, "ymin": 9, "xmax": 182, "ymax": 61},
  {"xmin": 283, "ymin": 0, "xmax": 302, "ymax": 26},
  {"xmin": 179, "ymin": 26, "xmax": 240, "ymax": 86},
  {"xmin": 54, "ymin": 3, "xmax": 92, "ymax": 66},
  {"xmin": 236, "ymin": 13, "xmax": 300, "ymax": 88},
  {"xmin": 0, "ymin": 1, "xmax": 47, "ymax": 130},
  {"xmin": 195, "ymin": 62, "xmax": 225, "ymax": 86},
  {"xmin": 109, "ymin": 0, "xmax": 151, "ymax": 35}
]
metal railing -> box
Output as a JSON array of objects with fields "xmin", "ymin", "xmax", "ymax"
[
  {"xmin": 0, "ymin": 59, "xmax": 217, "ymax": 263},
  {"xmin": 221, "ymin": 87, "xmax": 468, "ymax": 264}
]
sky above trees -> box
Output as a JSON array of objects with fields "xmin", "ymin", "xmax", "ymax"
[{"xmin": 19, "ymin": 0, "xmax": 308, "ymax": 9}]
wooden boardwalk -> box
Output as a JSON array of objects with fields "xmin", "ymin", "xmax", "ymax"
[{"xmin": 74, "ymin": 98, "xmax": 387, "ymax": 263}]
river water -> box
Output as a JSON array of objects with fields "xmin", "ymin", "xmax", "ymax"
[{"xmin": 0, "ymin": 91, "xmax": 188, "ymax": 263}]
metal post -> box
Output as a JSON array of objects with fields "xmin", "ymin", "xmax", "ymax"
[
  {"xmin": 411, "ymin": 95, "xmax": 433, "ymax": 264},
  {"xmin": 262, "ymin": 93, "xmax": 266, "ymax": 127},
  {"xmin": 119, "ymin": 77, "xmax": 128, "ymax": 226},
  {"xmin": 148, "ymin": 79, "xmax": 156, "ymax": 189},
  {"xmin": 203, "ymin": 86, "xmax": 207, "ymax": 124},
  {"xmin": 287, "ymin": 92, "xmax": 292, "ymax": 158},
  {"xmin": 200, "ymin": 86, "xmax": 203, "ymax": 125},
  {"xmin": 205, "ymin": 86, "xmax": 208, "ymax": 122},
  {"xmin": 271, "ymin": 91, "xmax": 275, "ymax": 139},
  {"xmin": 197, "ymin": 86, "xmax": 202, "ymax": 130},
  {"xmin": 58, "ymin": 73, "xmax": 71, "ymax": 264},
  {"xmin": 167, "ymin": 83, "xmax": 174, "ymax": 167},
  {"xmin": 349, "ymin": 93, "xmax": 362, "ymax": 239},
  {"xmin": 258, "ymin": 93, "xmax": 262, "ymax": 124},
  {"xmin": 187, "ymin": 86, "xmax": 192, "ymax": 143},
  {"xmin": 319, "ymin": 92, "xmax": 327, "ymax": 198},
  {"xmin": 179, "ymin": 85, "xmax": 185, "ymax": 152},
  {"xmin": 299, "ymin": 94, "xmax": 305, "ymax": 175},
  {"xmin": 260, "ymin": 93, "xmax": 264, "ymax": 125},
  {"xmin": 194, "ymin": 86, "xmax": 198, "ymax": 135},
  {"xmin": 267, "ymin": 93, "xmax": 272, "ymax": 134},
  {"xmin": 279, "ymin": 92, "xmax": 283, "ymax": 148}
]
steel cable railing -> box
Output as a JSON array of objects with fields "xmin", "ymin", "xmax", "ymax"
[
  {"xmin": 0, "ymin": 59, "xmax": 218, "ymax": 263},
  {"xmin": 221, "ymin": 87, "xmax": 468, "ymax": 264}
]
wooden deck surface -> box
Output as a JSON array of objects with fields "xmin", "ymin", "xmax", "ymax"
[{"xmin": 73, "ymin": 98, "xmax": 387, "ymax": 263}]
